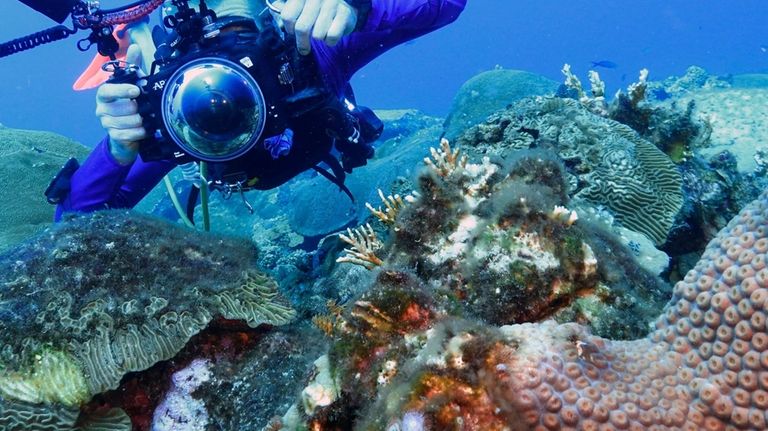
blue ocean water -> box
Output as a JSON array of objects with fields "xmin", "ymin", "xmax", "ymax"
[
  {"xmin": 3, "ymin": 2, "xmax": 768, "ymax": 430},
  {"xmin": 0, "ymin": 0, "xmax": 766, "ymax": 146}
]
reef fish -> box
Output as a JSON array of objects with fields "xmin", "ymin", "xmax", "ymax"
[{"xmin": 590, "ymin": 60, "xmax": 618, "ymax": 69}]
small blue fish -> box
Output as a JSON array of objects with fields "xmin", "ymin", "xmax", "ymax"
[{"xmin": 591, "ymin": 60, "xmax": 618, "ymax": 69}]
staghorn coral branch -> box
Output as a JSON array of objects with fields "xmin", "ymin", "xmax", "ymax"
[
  {"xmin": 365, "ymin": 189, "xmax": 407, "ymax": 225},
  {"xmin": 588, "ymin": 70, "xmax": 605, "ymax": 98},
  {"xmin": 336, "ymin": 224, "xmax": 383, "ymax": 270},
  {"xmin": 563, "ymin": 63, "xmax": 609, "ymax": 116},
  {"xmin": 561, "ymin": 63, "xmax": 586, "ymax": 99},
  {"xmin": 628, "ymin": 68, "xmax": 649, "ymax": 107},
  {"xmin": 424, "ymin": 139, "xmax": 468, "ymax": 177}
]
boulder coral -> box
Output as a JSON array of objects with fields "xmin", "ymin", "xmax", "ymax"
[
  {"xmin": 0, "ymin": 125, "xmax": 90, "ymax": 251},
  {"xmin": 442, "ymin": 69, "xmax": 559, "ymax": 141},
  {"xmin": 0, "ymin": 211, "xmax": 295, "ymax": 430}
]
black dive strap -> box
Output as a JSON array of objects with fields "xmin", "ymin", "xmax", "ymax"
[
  {"xmin": 18, "ymin": 0, "xmax": 80, "ymax": 23},
  {"xmin": 45, "ymin": 157, "xmax": 80, "ymax": 204},
  {"xmin": 314, "ymin": 155, "xmax": 356, "ymax": 203}
]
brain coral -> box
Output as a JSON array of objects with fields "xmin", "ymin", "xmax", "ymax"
[
  {"xmin": 346, "ymin": 189, "xmax": 768, "ymax": 430},
  {"xmin": 0, "ymin": 211, "xmax": 295, "ymax": 429},
  {"xmin": 457, "ymin": 96, "xmax": 683, "ymax": 245}
]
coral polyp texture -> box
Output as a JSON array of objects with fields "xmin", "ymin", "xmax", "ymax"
[
  {"xmin": 483, "ymin": 189, "xmax": 768, "ymax": 430},
  {"xmin": 0, "ymin": 211, "xmax": 295, "ymax": 430}
]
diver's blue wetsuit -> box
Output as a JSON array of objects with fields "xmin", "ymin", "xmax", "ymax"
[{"xmin": 56, "ymin": 0, "xmax": 466, "ymax": 220}]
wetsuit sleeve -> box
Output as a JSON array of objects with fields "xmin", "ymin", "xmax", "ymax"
[
  {"xmin": 332, "ymin": 0, "xmax": 467, "ymax": 80},
  {"xmin": 54, "ymin": 136, "xmax": 175, "ymax": 221}
]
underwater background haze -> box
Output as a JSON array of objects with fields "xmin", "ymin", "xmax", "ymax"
[
  {"xmin": 5, "ymin": 1, "xmax": 768, "ymax": 430},
  {"xmin": 0, "ymin": 0, "xmax": 766, "ymax": 145}
]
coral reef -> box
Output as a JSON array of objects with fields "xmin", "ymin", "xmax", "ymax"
[
  {"xmin": 560, "ymin": 63, "xmax": 610, "ymax": 117},
  {"xmin": 337, "ymin": 224, "xmax": 384, "ymax": 270},
  {"xmin": 390, "ymin": 143, "xmax": 670, "ymax": 337},
  {"xmin": 0, "ymin": 211, "xmax": 294, "ymax": 429},
  {"xmin": 444, "ymin": 189, "xmax": 768, "ymax": 430},
  {"xmin": 285, "ymin": 111, "xmax": 443, "ymax": 238},
  {"xmin": 0, "ymin": 125, "xmax": 90, "ymax": 252},
  {"xmin": 365, "ymin": 188, "xmax": 414, "ymax": 226},
  {"xmin": 561, "ymin": 65, "xmax": 712, "ymax": 165},
  {"xmin": 443, "ymin": 69, "xmax": 559, "ymax": 141},
  {"xmin": 647, "ymin": 66, "xmax": 729, "ymax": 101},
  {"xmin": 554, "ymin": 65, "xmax": 765, "ymax": 278},
  {"xmin": 648, "ymin": 70, "xmax": 768, "ymax": 274},
  {"xmin": 4, "ymin": 64, "xmax": 766, "ymax": 430},
  {"xmin": 133, "ymin": 110, "xmax": 447, "ymax": 317},
  {"xmin": 457, "ymin": 96, "xmax": 683, "ymax": 245},
  {"xmin": 196, "ymin": 321, "xmax": 328, "ymax": 430},
  {"xmin": 288, "ymin": 156, "xmax": 768, "ymax": 430}
]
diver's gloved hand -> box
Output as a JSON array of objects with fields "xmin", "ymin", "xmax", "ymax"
[
  {"xmin": 279, "ymin": 0, "xmax": 359, "ymax": 55},
  {"xmin": 95, "ymin": 44, "xmax": 147, "ymax": 165}
]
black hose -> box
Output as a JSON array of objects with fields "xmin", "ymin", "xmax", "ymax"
[
  {"xmin": 186, "ymin": 186, "xmax": 200, "ymax": 225},
  {"xmin": 0, "ymin": 25, "xmax": 75, "ymax": 58},
  {"xmin": 18, "ymin": 0, "xmax": 80, "ymax": 24}
]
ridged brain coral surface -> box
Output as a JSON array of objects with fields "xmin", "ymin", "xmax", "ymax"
[
  {"xmin": 497, "ymin": 189, "xmax": 768, "ymax": 430},
  {"xmin": 577, "ymin": 127, "xmax": 683, "ymax": 246},
  {"xmin": 458, "ymin": 97, "xmax": 683, "ymax": 245},
  {"xmin": 0, "ymin": 211, "xmax": 295, "ymax": 429}
]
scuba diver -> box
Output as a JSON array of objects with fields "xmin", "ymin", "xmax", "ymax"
[{"xmin": 27, "ymin": 0, "xmax": 467, "ymax": 223}]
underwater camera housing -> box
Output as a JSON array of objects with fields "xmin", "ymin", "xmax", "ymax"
[{"xmin": 109, "ymin": 0, "xmax": 366, "ymax": 169}]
